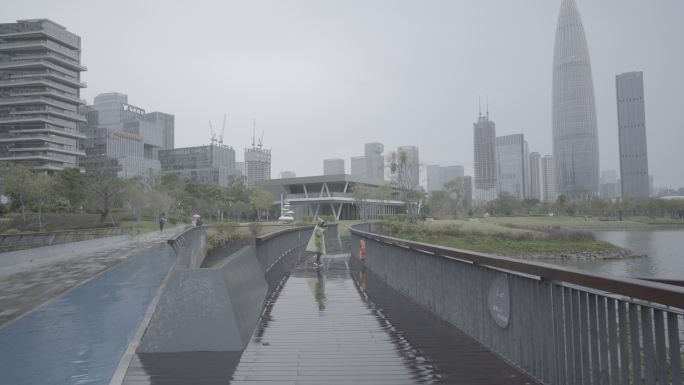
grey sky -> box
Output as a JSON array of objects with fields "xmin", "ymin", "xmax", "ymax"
[{"xmin": 5, "ymin": 0, "xmax": 684, "ymax": 187}]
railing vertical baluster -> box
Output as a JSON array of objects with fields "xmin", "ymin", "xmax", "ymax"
[
  {"xmin": 580, "ymin": 291, "xmax": 596, "ymax": 384},
  {"xmin": 607, "ymin": 299, "xmax": 620, "ymax": 385},
  {"xmin": 543, "ymin": 281, "xmax": 556, "ymax": 384},
  {"xmin": 573, "ymin": 289, "xmax": 583, "ymax": 384},
  {"xmin": 565, "ymin": 287, "xmax": 577, "ymax": 385},
  {"xmin": 589, "ymin": 293, "xmax": 601, "ymax": 385},
  {"xmin": 554, "ymin": 283, "xmax": 567, "ymax": 385},
  {"xmin": 597, "ymin": 296, "xmax": 610, "ymax": 385},
  {"xmin": 642, "ymin": 306, "xmax": 656, "ymax": 385},
  {"xmin": 653, "ymin": 310, "xmax": 667, "ymax": 384},
  {"xmin": 667, "ymin": 312, "xmax": 683, "ymax": 385},
  {"xmin": 533, "ymin": 279, "xmax": 542, "ymax": 379},
  {"xmin": 630, "ymin": 303, "xmax": 643, "ymax": 383},
  {"xmin": 617, "ymin": 301, "xmax": 630, "ymax": 385}
]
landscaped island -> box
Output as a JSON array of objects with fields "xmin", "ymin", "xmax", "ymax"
[{"xmin": 372, "ymin": 217, "xmax": 654, "ymax": 260}]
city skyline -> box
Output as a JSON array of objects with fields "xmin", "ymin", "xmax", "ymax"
[{"xmin": 3, "ymin": 1, "xmax": 684, "ymax": 188}]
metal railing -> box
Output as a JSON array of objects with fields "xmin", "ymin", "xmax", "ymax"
[
  {"xmin": 0, "ymin": 227, "xmax": 133, "ymax": 253},
  {"xmin": 350, "ymin": 223, "xmax": 684, "ymax": 385}
]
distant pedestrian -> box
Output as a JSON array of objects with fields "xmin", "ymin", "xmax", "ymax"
[
  {"xmin": 159, "ymin": 213, "xmax": 167, "ymax": 232},
  {"xmin": 306, "ymin": 218, "xmax": 326, "ymax": 267},
  {"xmin": 196, "ymin": 216, "xmax": 202, "ymax": 227}
]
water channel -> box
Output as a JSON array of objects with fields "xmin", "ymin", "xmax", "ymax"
[{"xmin": 546, "ymin": 228, "xmax": 684, "ymax": 279}]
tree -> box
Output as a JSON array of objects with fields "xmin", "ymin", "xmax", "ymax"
[
  {"xmin": 53, "ymin": 168, "xmax": 87, "ymax": 212},
  {"xmin": 1, "ymin": 162, "xmax": 34, "ymax": 220},
  {"xmin": 249, "ymin": 188, "xmax": 274, "ymax": 221},
  {"xmin": 29, "ymin": 172, "xmax": 54, "ymax": 229},
  {"xmin": 427, "ymin": 190, "xmax": 452, "ymax": 218},
  {"xmin": 444, "ymin": 177, "xmax": 465, "ymax": 215},
  {"xmin": 85, "ymin": 167, "xmax": 124, "ymax": 224},
  {"xmin": 351, "ymin": 183, "xmax": 372, "ymax": 220},
  {"xmin": 387, "ymin": 150, "xmax": 424, "ymax": 222}
]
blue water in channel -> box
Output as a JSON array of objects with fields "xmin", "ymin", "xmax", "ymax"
[{"xmin": 0, "ymin": 244, "xmax": 175, "ymax": 385}]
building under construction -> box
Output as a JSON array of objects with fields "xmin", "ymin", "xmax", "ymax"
[{"xmin": 244, "ymin": 122, "xmax": 271, "ymax": 188}]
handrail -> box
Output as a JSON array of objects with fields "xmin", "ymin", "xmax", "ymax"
[
  {"xmin": 350, "ymin": 223, "xmax": 684, "ymax": 309},
  {"xmin": 256, "ymin": 224, "xmax": 314, "ymax": 242}
]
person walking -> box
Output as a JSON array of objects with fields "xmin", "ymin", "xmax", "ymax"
[
  {"xmin": 158, "ymin": 213, "xmax": 167, "ymax": 232},
  {"xmin": 305, "ymin": 218, "xmax": 326, "ymax": 267}
]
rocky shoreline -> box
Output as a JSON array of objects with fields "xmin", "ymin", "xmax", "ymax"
[{"xmin": 505, "ymin": 248, "xmax": 645, "ymax": 260}]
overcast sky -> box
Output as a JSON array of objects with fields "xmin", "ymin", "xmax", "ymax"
[{"xmin": 5, "ymin": 0, "xmax": 684, "ymax": 187}]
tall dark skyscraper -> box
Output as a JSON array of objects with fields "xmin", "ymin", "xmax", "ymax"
[
  {"xmin": 473, "ymin": 111, "xmax": 497, "ymax": 203},
  {"xmin": 616, "ymin": 71, "xmax": 649, "ymax": 199},
  {"xmin": 552, "ymin": 0, "xmax": 599, "ymax": 201}
]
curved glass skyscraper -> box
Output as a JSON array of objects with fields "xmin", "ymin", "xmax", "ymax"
[{"xmin": 552, "ymin": 0, "xmax": 599, "ymax": 201}]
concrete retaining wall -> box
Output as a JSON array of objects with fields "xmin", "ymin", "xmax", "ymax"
[
  {"xmin": 0, "ymin": 234, "xmax": 133, "ymax": 276},
  {"xmin": 137, "ymin": 245, "xmax": 267, "ymax": 352},
  {"xmin": 138, "ymin": 225, "xmax": 325, "ymax": 353}
]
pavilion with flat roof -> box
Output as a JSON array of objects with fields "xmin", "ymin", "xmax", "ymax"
[{"xmin": 257, "ymin": 174, "xmax": 404, "ymax": 220}]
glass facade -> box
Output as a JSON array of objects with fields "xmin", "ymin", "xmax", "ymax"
[{"xmin": 552, "ymin": 0, "xmax": 600, "ymax": 201}]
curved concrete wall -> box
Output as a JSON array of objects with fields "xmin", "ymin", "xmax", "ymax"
[
  {"xmin": 137, "ymin": 246, "xmax": 266, "ymax": 352},
  {"xmin": 138, "ymin": 225, "xmax": 331, "ymax": 353}
]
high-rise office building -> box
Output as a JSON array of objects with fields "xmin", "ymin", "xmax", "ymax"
[
  {"xmin": 463, "ymin": 175, "xmax": 473, "ymax": 210},
  {"xmin": 81, "ymin": 92, "xmax": 174, "ymax": 177},
  {"xmin": 616, "ymin": 71, "xmax": 649, "ymax": 199},
  {"xmin": 426, "ymin": 165, "xmax": 441, "ymax": 193},
  {"xmin": 245, "ymin": 146, "xmax": 271, "ymax": 189},
  {"xmin": 427, "ymin": 164, "xmax": 464, "ymax": 193},
  {"xmin": 473, "ymin": 112, "xmax": 497, "ymax": 203},
  {"xmin": 323, "ymin": 158, "xmax": 344, "ymax": 175},
  {"xmin": 350, "ymin": 143, "xmax": 385, "ymax": 181},
  {"xmin": 529, "ymin": 152, "xmax": 542, "ymax": 201},
  {"xmin": 159, "ymin": 143, "xmax": 236, "ymax": 187},
  {"xmin": 496, "ymin": 134, "xmax": 529, "ymax": 200},
  {"xmin": 552, "ymin": 0, "xmax": 600, "ymax": 201},
  {"xmin": 350, "ymin": 156, "xmax": 367, "ymax": 178},
  {"xmin": 280, "ymin": 171, "xmax": 296, "ymax": 179},
  {"xmin": 0, "ymin": 19, "xmax": 87, "ymax": 171},
  {"xmin": 600, "ymin": 170, "xmax": 618, "ymax": 199},
  {"xmin": 541, "ymin": 155, "xmax": 556, "ymax": 203},
  {"xmin": 364, "ymin": 142, "xmax": 384, "ymax": 181}
]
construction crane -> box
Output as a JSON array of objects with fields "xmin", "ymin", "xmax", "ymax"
[
  {"xmin": 209, "ymin": 120, "xmax": 217, "ymax": 144},
  {"xmin": 252, "ymin": 119, "xmax": 256, "ymax": 148},
  {"xmin": 219, "ymin": 113, "xmax": 226, "ymax": 145}
]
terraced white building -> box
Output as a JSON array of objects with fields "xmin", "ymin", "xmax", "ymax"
[{"xmin": 0, "ymin": 19, "xmax": 87, "ymax": 171}]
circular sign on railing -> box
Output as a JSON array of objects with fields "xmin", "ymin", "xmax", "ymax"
[{"xmin": 487, "ymin": 274, "xmax": 510, "ymax": 328}]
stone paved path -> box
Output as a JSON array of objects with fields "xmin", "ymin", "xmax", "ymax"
[{"xmin": 0, "ymin": 226, "xmax": 184, "ymax": 327}]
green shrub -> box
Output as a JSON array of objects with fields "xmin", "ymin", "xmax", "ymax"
[
  {"xmin": 207, "ymin": 230, "xmax": 251, "ymax": 251},
  {"xmin": 4, "ymin": 228, "xmax": 20, "ymax": 235},
  {"xmin": 248, "ymin": 222, "xmax": 263, "ymax": 236}
]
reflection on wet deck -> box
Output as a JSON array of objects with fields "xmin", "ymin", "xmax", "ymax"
[{"xmin": 125, "ymin": 253, "xmax": 536, "ymax": 384}]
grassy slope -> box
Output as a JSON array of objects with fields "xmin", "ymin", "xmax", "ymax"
[{"xmin": 391, "ymin": 219, "xmax": 621, "ymax": 255}]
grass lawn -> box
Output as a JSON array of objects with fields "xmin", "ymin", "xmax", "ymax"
[
  {"xmin": 477, "ymin": 216, "xmax": 682, "ymax": 230},
  {"xmin": 119, "ymin": 220, "xmax": 165, "ymax": 236},
  {"xmin": 410, "ymin": 233, "xmax": 619, "ymax": 255},
  {"xmin": 377, "ymin": 218, "xmax": 624, "ymax": 256}
]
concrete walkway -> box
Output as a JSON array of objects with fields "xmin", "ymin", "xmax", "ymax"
[
  {"xmin": 122, "ymin": 253, "xmax": 537, "ymax": 385},
  {"xmin": 0, "ymin": 243, "xmax": 176, "ymax": 385},
  {"xmin": 0, "ymin": 226, "xmax": 184, "ymax": 327}
]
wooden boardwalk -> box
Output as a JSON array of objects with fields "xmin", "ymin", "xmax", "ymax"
[{"xmin": 123, "ymin": 254, "xmax": 538, "ymax": 385}]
